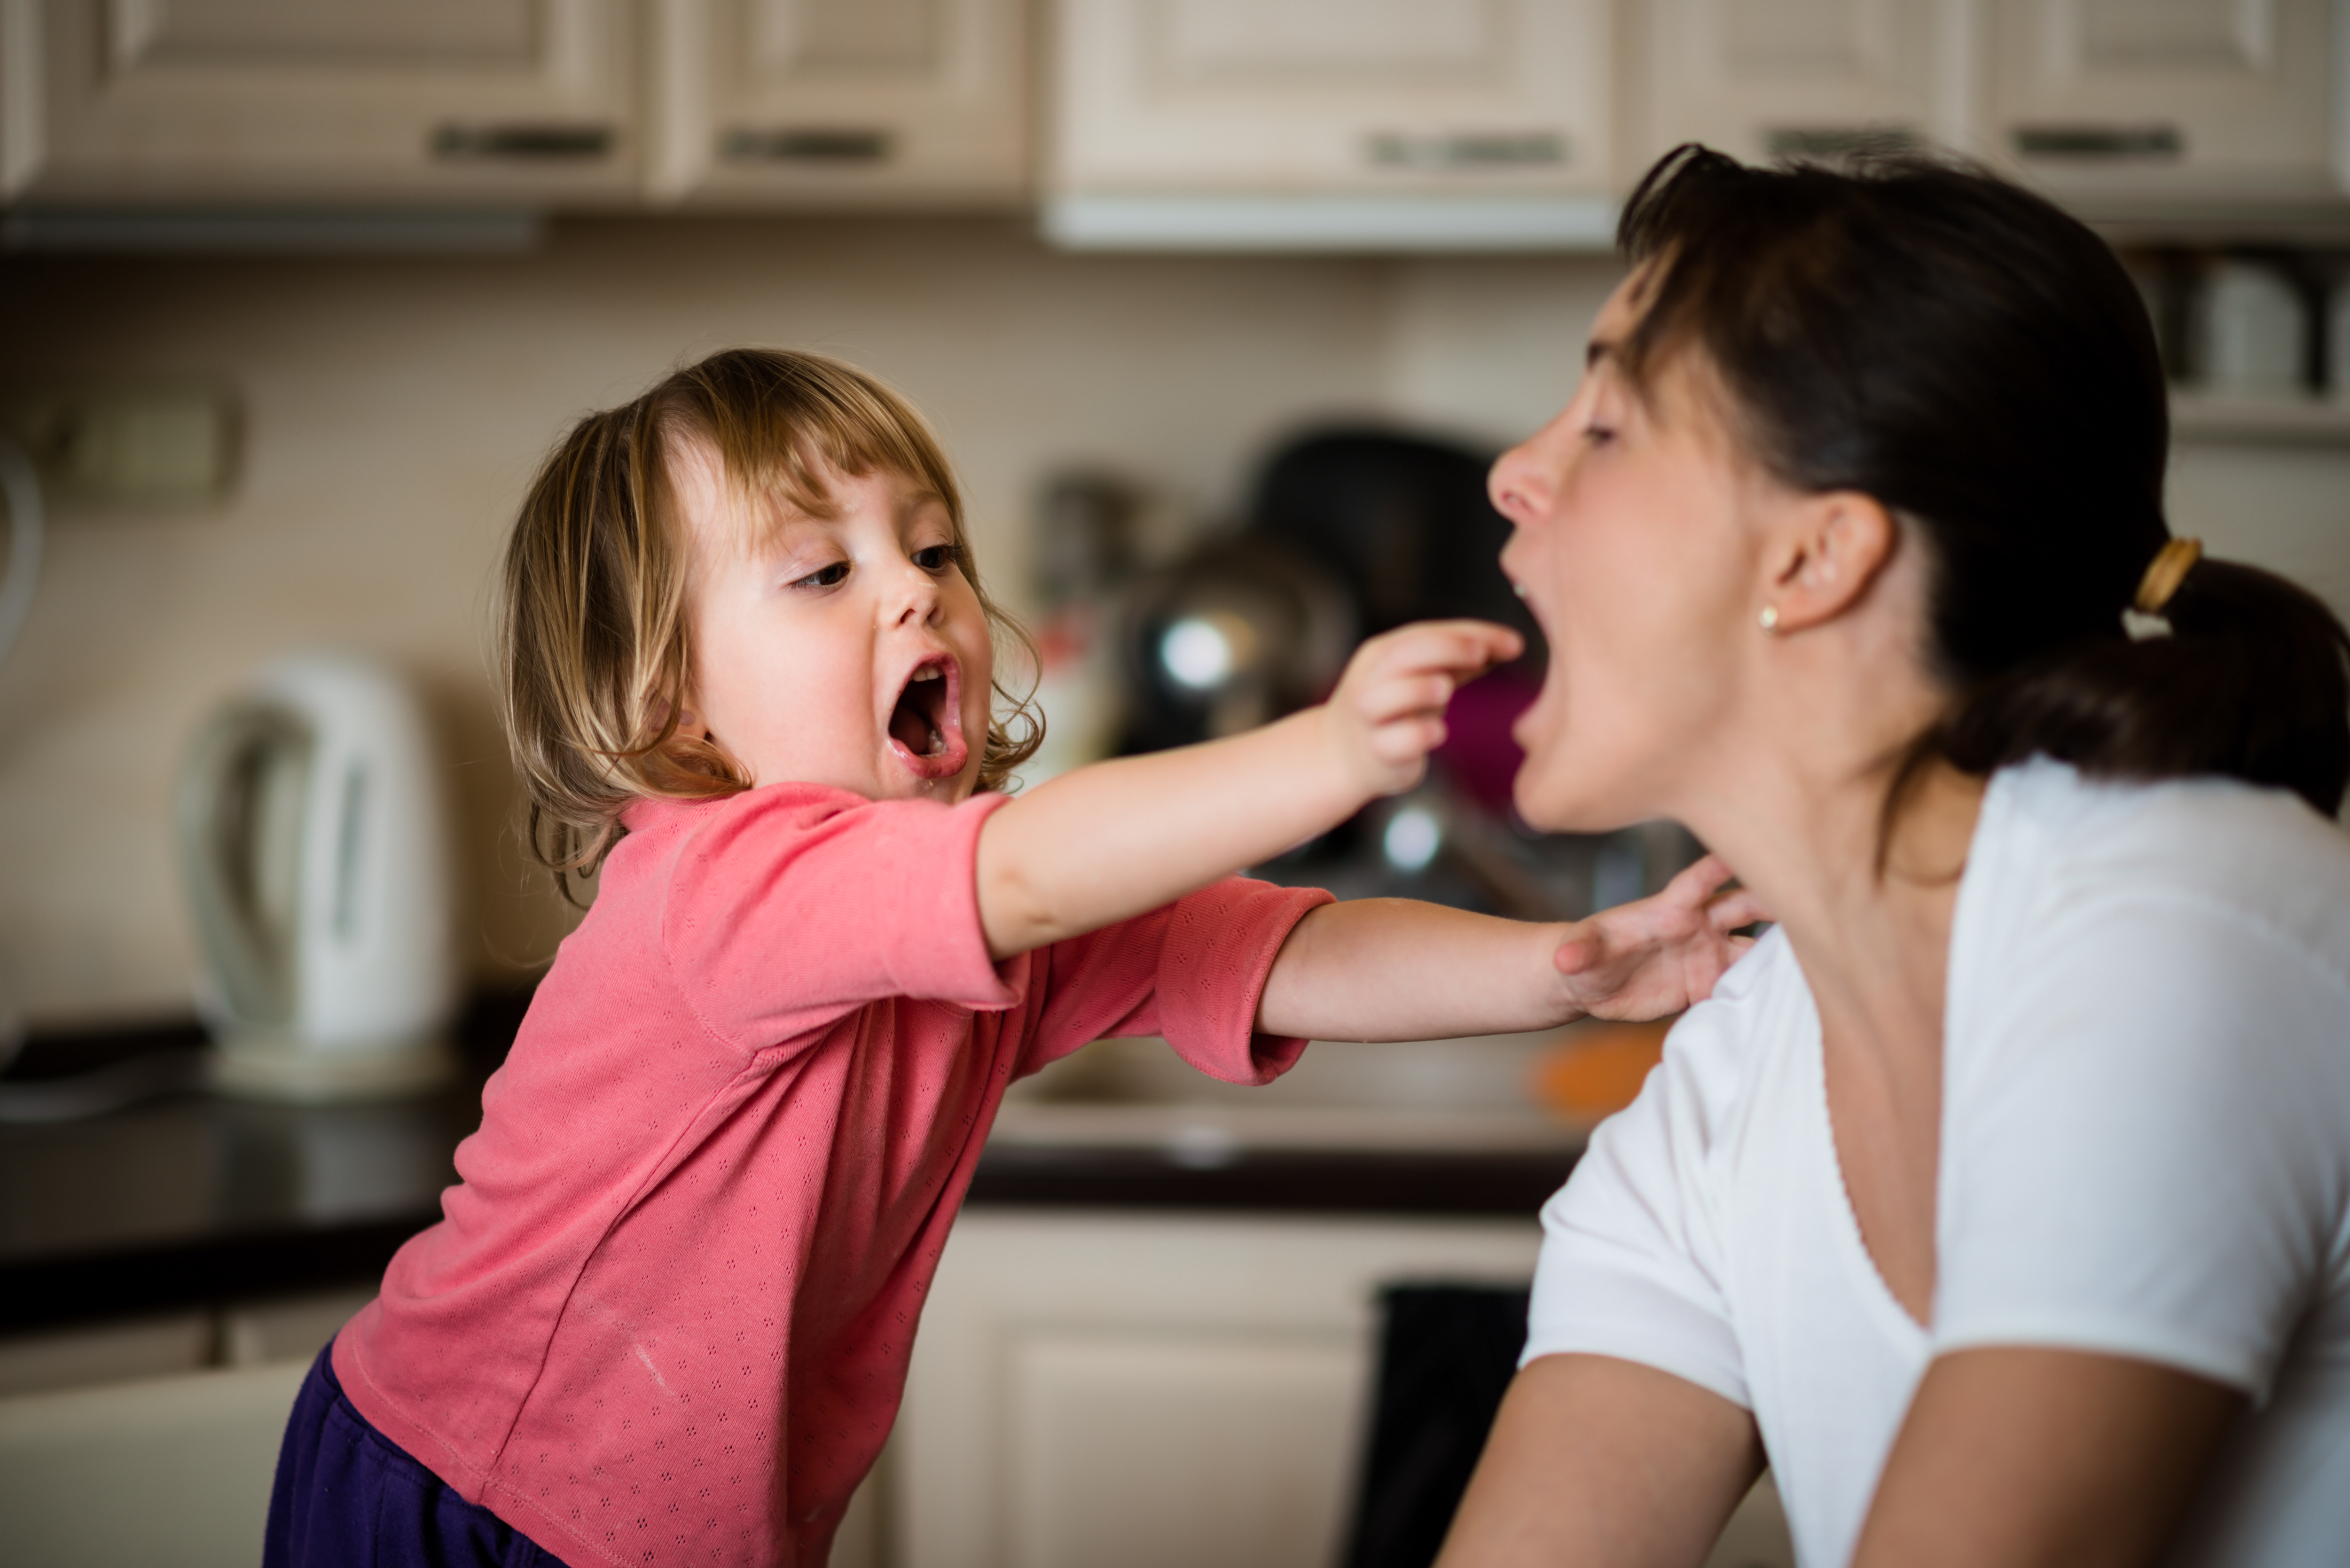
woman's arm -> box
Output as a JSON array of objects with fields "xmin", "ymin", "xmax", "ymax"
[
  {"xmin": 1853, "ymin": 1348, "xmax": 2244, "ymax": 1568},
  {"xmin": 1256, "ymin": 854, "xmax": 1765, "ymax": 1040},
  {"xmin": 1437, "ymin": 1354, "xmax": 1764, "ymax": 1568},
  {"xmin": 976, "ymin": 621, "xmax": 1520, "ymax": 959}
]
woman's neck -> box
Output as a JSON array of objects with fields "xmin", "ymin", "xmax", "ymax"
[{"xmin": 1681, "ymin": 739, "xmax": 1985, "ymax": 1324}]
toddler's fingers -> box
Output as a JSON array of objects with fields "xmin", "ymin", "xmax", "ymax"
[
  {"xmin": 1356, "ymin": 674, "xmax": 1460, "ymax": 725},
  {"xmin": 1706, "ymin": 887, "xmax": 1769, "ymax": 931},
  {"xmin": 1366, "ymin": 716, "xmax": 1447, "ymax": 765},
  {"xmin": 1370, "ymin": 620, "xmax": 1523, "ymax": 679},
  {"xmin": 1661, "ymin": 853, "xmax": 1736, "ymax": 905}
]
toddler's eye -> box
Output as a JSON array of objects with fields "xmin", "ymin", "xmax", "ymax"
[
  {"xmin": 912, "ymin": 544, "xmax": 958, "ymax": 572},
  {"xmin": 1582, "ymin": 423, "xmax": 1617, "ymax": 447},
  {"xmin": 791, "ymin": 562, "xmax": 849, "ymax": 589}
]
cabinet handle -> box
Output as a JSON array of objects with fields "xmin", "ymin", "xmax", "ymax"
[
  {"xmin": 432, "ymin": 124, "xmax": 615, "ymax": 161},
  {"xmin": 722, "ymin": 129, "xmax": 893, "ymax": 164},
  {"xmin": 1763, "ymin": 125, "xmax": 1923, "ymax": 160},
  {"xmin": 1364, "ymin": 131, "xmax": 1567, "ymax": 170},
  {"xmin": 2012, "ymin": 125, "xmax": 2183, "ymax": 160}
]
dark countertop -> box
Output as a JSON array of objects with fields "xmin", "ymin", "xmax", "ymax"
[{"xmin": 0, "ymin": 997, "xmax": 1576, "ymax": 1335}]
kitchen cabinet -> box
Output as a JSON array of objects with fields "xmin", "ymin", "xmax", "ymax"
[
  {"xmin": 643, "ymin": 0, "xmax": 1028, "ymax": 206},
  {"xmin": 893, "ymin": 1210, "xmax": 1543, "ymax": 1568},
  {"xmin": 1, "ymin": 0, "xmax": 638, "ymax": 203},
  {"xmin": 1985, "ymin": 0, "xmax": 2341, "ymax": 206},
  {"xmin": 5, "ymin": 0, "xmax": 2347, "ymax": 233},
  {"xmin": 1629, "ymin": 0, "xmax": 2344, "ymax": 210},
  {"xmin": 1043, "ymin": 0, "xmax": 1618, "ymax": 249},
  {"xmin": 1626, "ymin": 0, "xmax": 1960, "ymax": 176},
  {"xmin": 0, "ymin": 1358, "xmax": 310, "ymax": 1568}
]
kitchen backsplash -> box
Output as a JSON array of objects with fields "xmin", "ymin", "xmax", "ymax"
[{"xmin": 0, "ymin": 217, "xmax": 2342, "ymax": 1025}]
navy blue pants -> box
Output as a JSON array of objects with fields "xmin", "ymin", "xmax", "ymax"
[{"xmin": 265, "ymin": 1344, "xmax": 570, "ymax": 1568}]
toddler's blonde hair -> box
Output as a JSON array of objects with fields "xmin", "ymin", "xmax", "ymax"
[{"xmin": 499, "ymin": 347, "xmax": 1040, "ymax": 885}]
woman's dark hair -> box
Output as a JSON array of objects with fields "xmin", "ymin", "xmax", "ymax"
[{"xmin": 1615, "ymin": 145, "xmax": 2350, "ymax": 818}]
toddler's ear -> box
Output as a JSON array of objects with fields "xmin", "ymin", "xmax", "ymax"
[{"xmin": 644, "ymin": 690, "xmax": 708, "ymax": 745}]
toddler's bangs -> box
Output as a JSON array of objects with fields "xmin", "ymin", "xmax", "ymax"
[{"xmin": 663, "ymin": 353, "xmax": 964, "ymax": 556}]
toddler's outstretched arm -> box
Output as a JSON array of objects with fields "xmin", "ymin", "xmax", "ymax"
[
  {"xmin": 978, "ymin": 620, "xmax": 1514, "ymax": 958},
  {"xmin": 1256, "ymin": 854, "xmax": 1763, "ymax": 1041},
  {"xmin": 979, "ymin": 618, "xmax": 1762, "ymax": 1037}
]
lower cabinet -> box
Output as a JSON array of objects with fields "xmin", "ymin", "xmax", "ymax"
[
  {"xmin": 0, "ymin": 1286, "xmax": 376, "ymax": 1568},
  {"xmin": 891, "ymin": 1211, "xmax": 1543, "ymax": 1568}
]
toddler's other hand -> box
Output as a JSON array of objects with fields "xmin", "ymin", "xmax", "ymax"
[
  {"xmin": 1325, "ymin": 620, "xmax": 1522, "ymax": 798},
  {"xmin": 1551, "ymin": 855, "xmax": 1767, "ymax": 1022}
]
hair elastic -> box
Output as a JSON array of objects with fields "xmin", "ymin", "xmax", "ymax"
[{"xmin": 2134, "ymin": 537, "xmax": 2202, "ymax": 616}]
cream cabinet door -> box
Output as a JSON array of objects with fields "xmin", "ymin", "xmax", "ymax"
[
  {"xmin": 893, "ymin": 1210, "xmax": 1541, "ymax": 1568},
  {"xmin": 1987, "ymin": 0, "xmax": 2339, "ymax": 203},
  {"xmin": 644, "ymin": 0, "xmax": 1027, "ymax": 206},
  {"xmin": 3, "ymin": 0, "xmax": 636, "ymax": 203},
  {"xmin": 1049, "ymin": 0, "xmax": 1613, "ymax": 197},
  {"xmin": 1628, "ymin": 0, "xmax": 1960, "ymax": 177}
]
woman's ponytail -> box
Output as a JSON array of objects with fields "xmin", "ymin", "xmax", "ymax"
[{"xmin": 1937, "ymin": 550, "xmax": 2350, "ymax": 818}]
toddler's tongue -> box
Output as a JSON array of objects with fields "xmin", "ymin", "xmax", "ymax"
[{"xmin": 890, "ymin": 678, "xmax": 943, "ymax": 757}]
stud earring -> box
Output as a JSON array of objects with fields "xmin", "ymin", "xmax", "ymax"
[{"xmin": 1759, "ymin": 605, "xmax": 1781, "ymax": 632}]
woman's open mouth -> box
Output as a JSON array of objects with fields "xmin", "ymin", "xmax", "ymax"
[{"xmin": 886, "ymin": 656, "xmax": 970, "ymax": 779}]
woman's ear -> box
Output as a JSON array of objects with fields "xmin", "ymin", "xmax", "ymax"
[{"xmin": 1761, "ymin": 491, "xmax": 1899, "ymax": 634}]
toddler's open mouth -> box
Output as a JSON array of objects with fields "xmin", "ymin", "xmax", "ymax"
[{"xmin": 886, "ymin": 656, "xmax": 969, "ymax": 779}]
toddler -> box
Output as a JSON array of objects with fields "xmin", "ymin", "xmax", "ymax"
[{"xmin": 265, "ymin": 349, "xmax": 1758, "ymax": 1568}]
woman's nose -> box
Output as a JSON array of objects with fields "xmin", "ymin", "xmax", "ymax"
[{"xmin": 1488, "ymin": 440, "xmax": 1556, "ymax": 528}]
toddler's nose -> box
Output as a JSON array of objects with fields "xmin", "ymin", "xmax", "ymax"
[{"xmin": 884, "ymin": 553, "xmax": 943, "ymax": 626}]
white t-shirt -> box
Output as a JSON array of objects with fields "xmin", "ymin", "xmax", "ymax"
[{"xmin": 1525, "ymin": 759, "xmax": 2350, "ymax": 1568}]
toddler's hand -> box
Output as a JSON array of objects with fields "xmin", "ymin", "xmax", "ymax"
[
  {"xmin": 1324, "ymin": 620, "xmax": 1523, "ymax": 798},
  {"xmin": 1551, "ymin": 855, "xmax": 1768, "ymax": 1022}
]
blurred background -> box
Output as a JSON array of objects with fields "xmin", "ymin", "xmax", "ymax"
[{"xmin": 3, "ymin": 3, "xmax": 2349, "ymax": 1565}]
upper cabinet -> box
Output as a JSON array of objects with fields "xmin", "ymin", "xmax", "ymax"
[
  {"xmin": 4, "ymin": 0, "xmax": 639, "ymax": 203},
  {"xmin": 1985, "ymin": 0, "xmax": 2339, "ymax": 207},
  {"xmin": 3, "ymin": 0, "xmax": 2344, "ymax": 227},
  {"xmin": 1629, "ymin": 0, "xmax": 2342, "ymax": 216},
  {"xmin": 642, "ymin": 0, "xmax": 1028, "ymax": 207},
  {"xmin": 1042, "ymin": 0, "xmax": 1617, "ymax": 248},
  {"xmin": 1627, "ymin": 0, "xmax": 1955, "ymax": 176}
]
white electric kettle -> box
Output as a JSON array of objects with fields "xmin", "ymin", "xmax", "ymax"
[{"xmin": 177, "ymin": 650, "xmax": 457, "ymax": 1100}]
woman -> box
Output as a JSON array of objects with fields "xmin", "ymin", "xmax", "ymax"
[{"xmin": 1441, "ymin": 148, "xmax": 2350, "ymax": 1568}]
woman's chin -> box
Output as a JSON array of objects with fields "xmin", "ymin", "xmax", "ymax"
[
  {"xmin": 1512, "ymin": 754, "xmax": 1639, "ymax": 837},
  {"xmin": 1511, "ymin": 765, "xmax": 1585, "ymax": 835}
]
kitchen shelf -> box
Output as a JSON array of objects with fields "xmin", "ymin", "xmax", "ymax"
[{"xmin": 2170, "ymin": 393, "xmax": 2350, "ymax": 445}]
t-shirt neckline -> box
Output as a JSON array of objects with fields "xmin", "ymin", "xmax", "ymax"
[{"xmin": 1802, "ymin": 764, "xmax": 2026, "ymax": 1347}]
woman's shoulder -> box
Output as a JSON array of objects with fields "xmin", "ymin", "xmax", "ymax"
[
  {"xmin": 1984, "ymin": 758, "xmax": 2350, "ymax": 979},
  {"xmin": 1642, "ymin": 926, "xmax": 1816, "ymax": 1125}
]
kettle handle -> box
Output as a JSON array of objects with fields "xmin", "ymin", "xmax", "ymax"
[{"xmin": 177, "ymin": 702, "xmax": 307, "ymax": 1029}]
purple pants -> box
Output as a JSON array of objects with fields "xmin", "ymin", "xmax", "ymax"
[{"xmin": 264, "ymin": 1344, "xmax": 570, "ymax": 1568}]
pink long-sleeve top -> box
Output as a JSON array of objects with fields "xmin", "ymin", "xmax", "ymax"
[{"xmin": 332, "ymin": 782, "xmax": 1330, "ymax": 1568}]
